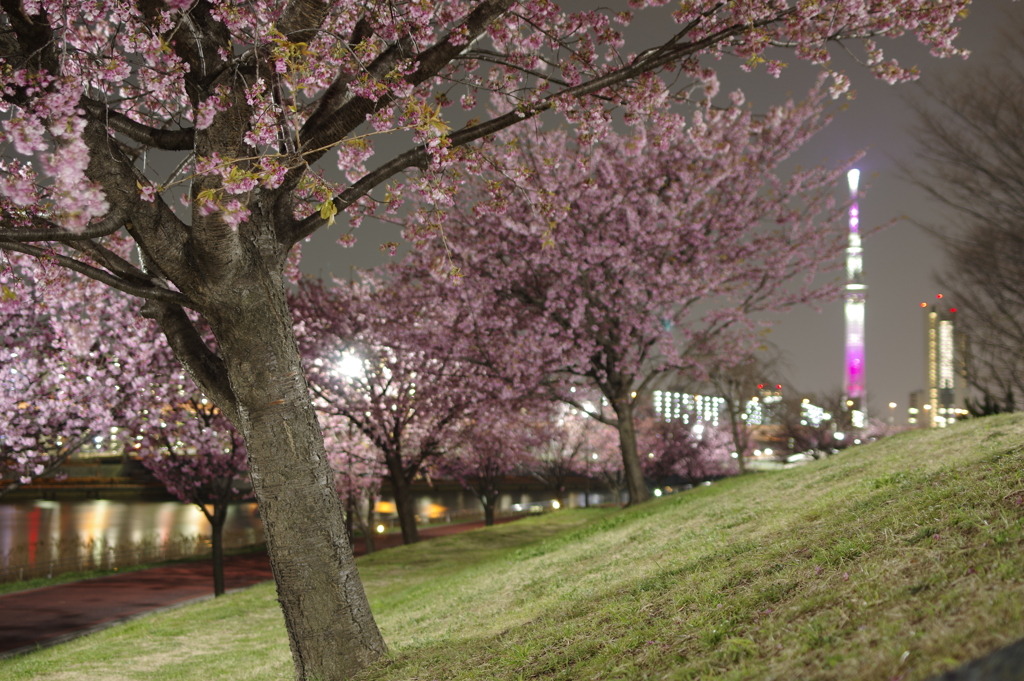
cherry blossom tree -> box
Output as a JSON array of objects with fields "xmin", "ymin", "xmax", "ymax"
[
  {"xmin": 395, "ymin": 89, "xmax": 860, "ymax": 505},
  {"xmin": 322, "ymin": 415, "xmax": 386, "ymax": 553},
  {"xmin": 1, "ymin": 253, "xmax": 158, "ymax": 498},
  {"xmin": 293, "ymin": 277, "xmax": 505, "ymax": 544},
  {"xmin": 437, "ymin": 407, "xmax": 543, "ymax": 525},
  {"xmin": 135, "ymin": 398, "xmax": 249, "ymax": 596},
  {"xmin": 776, "ymin": 390, "xmax": 853, "ymax": 459},
  {"xmin": 636, "ymin": 406, "xmax": 735, "ymax": 485},
  {"xmin": 589, "ymin": 426, "xmax": 629, "ymax": 506},
  {"xmin": 131, "ymin": 326, "xmax": 250, "ymax": 597},
  {"xmin": 0, "ymin": 1, "xmax": 970, "ymax": 674},
  {"xmin": 529, "ymin": 405, "xmax": 591, "ymax": 506},
  {"xmin": 705, "ymin": 350, "xmax": 786, "ymax": 473}
]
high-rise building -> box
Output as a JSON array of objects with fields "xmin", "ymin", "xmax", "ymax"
[
  {"xmin": 843, "ymin": 169, "xmax": 867, "ymax": 429},
  {"xmin": 908, "ymin": 298, "xmax": 967, "ymax": 427}
]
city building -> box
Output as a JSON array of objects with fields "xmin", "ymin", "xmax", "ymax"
[{"xmin": 907, "ymin": 298, "xmax": 968, "ymax": 428}]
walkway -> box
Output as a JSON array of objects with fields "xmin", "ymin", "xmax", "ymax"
[{"xmin": 0, "ymin": 517, "xmax": 515, "ymax": 659}]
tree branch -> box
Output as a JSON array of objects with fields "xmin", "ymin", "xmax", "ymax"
[
  {"xmin": 0, "ymin": 206, "xmax": 127, "ymax": 242},
  {"xmin": 286, "ymin": 15, "xmax": 764, "ymax": 245},
  {"xmin": 292, "ymin": 0, "xmax": 515, "ymax": 172},
  {"xmin": 140, "ymin": 299, "xmax": 240, "ymax": 424},
  {"xmin": 0, "ymin": 239, "xmax": 192, "ymax": 307},
  {"xmin": 81, "ymin": 97, "xmax": 194, "ymax": 151}
]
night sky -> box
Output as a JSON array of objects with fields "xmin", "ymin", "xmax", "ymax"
[{"xmin": 298, "ymin": 2, "xmax": 1015, "ymax": 424}]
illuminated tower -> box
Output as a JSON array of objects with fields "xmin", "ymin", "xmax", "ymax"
[{"xmin": 843, "ymin": 169, "xmax": 867, "ymax": 427}]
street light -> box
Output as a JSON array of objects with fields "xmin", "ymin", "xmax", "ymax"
[
  {"xmin": 336, "ymin": 352, "xmax": 363, "ymax": 379},
  {"xmin": 888, "ymin": 402, "xmax": 897, "ymax": 425}
]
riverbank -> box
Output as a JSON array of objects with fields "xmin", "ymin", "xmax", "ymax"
[{"xmin": 2, "ymin": 413, "xmax": 1023, "ymax": 680}]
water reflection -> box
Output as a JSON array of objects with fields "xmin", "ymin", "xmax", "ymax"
[{"xmin": 0, "ymin": 500, "xmax": 262, "ymax": 581}]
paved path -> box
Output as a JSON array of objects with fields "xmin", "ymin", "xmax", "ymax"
[{"xmin": 0, "ymin": 518, "xmax": 516, "ymax": 659}]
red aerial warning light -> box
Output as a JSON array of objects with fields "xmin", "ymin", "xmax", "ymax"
[
  {"xmin": 757, "ymin": 384, "xmax": 764, "ymax": 389},
  {"xmin": 775, "ymin": 384, "xmax": 782, "ymax": 390},
  {"xmin": 936, "ymin": 294, "xmax": 944, "ymax": 299},
  {"xmin": 950, "ymin": 308, "xmax": 957, "ymax": 313},
  {"xmin": 920, "ymin": 302, "xmax": 928, "ymax": 308}
]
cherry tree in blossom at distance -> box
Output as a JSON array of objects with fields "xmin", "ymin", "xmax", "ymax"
[
  {"xmin": 321, "ymin": 414, "xmax": 386, "ymax": 554},
  {"xmin": 1, "ymin": 252, "xmax": 159, "ymax": 498},
  {"xmin": 131, "ymin": 324, "xmax": 250, "ymax": 597},
  {"xmin": 293, "ymin": 276, "xmax": 513, "ymax": 544},
  {"xmin": 0, "ymin": 1, "xmax": 971, "ymax": 674},
  {"xmin": 437, "ymin": 405, "xmax": 549, "ymax": 526},
  {"xmin": 395, "ymin": 87, "xmax": 856, "ymax": 505}
]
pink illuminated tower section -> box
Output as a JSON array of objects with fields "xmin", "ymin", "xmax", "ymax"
[{"xmin": 843, "ymin": 169, "xmax": 867, "ymax": 418}]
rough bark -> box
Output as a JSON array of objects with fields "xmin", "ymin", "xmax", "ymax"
[{"xmin": 196, "ymin": 250, "xmax": 386, "ymax": 677}]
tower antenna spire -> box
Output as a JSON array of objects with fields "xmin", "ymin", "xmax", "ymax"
[{"xmin": 843, "ymin": 169, "xmax": 867, "ymax": 427}]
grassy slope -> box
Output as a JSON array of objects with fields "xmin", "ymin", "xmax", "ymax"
[{"xmin": 4, "ymin": 414, "xmax": 1024, "ymax": 681}]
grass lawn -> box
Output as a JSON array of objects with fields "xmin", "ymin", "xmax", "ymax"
[{"xmin": 4, "ymin": 413, "xmax": 1024, "ymax": 680}]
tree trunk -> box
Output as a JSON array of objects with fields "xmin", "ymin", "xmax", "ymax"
[
  {"xmin": 726, "ymin": 400, "xmax": 747, "ymax": 474},
  {"xmin": 730, "ymin": 417, "xmax": 747, "ymax": 474},
  {"xmin": 364, "ymin": 494, "xmax": 376, "ymax": 555},
  {"xmin": 385, "ymin": 469, "xmax": 419, "ymax": 544},
  {"xmin": 205, "ymin": 277, "xmax": 386, "ymax": 679},
  {"xmin": 344, "ymin": 496, "xmax": 355, "ymax": 544},
  {"xmin": 484, "ymin": 499, "xmax": 496, "ymax": 526},
  {"xmin": 210, "ymin": 503, "xmax": 227, "ymax": 597},
  {"xmin": 612, "ymin": 397, "xmax": 651, "ymax": 505}
]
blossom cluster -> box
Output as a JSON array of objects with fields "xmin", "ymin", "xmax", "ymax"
[{"xmin": 0, "ymin": 0, "xmax": 967, "ymax": 237}]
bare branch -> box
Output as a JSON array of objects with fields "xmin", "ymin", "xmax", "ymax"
[
  {"xmin": 81, "ymin": 97, "xmax": 194, "ymax": 151},
  {"xmin": 0, "ymin": 206, "xmax": 127, "ymax": 241},
  {"xmin": 0, "ymin": 239, "xmax": 192, "ymax": 307}
]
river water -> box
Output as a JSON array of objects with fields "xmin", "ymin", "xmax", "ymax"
[{"xmin": 0, "ymin": 499, "xmax": 263, "ymax": 581}]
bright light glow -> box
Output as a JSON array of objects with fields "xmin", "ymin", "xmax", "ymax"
[
  {"xmin": 889, "ymin": 402, "xmax": 897, "ymax": 409},
  {"xmin": 764, "ymin": 448, "xmax": 773, "ymax": 456},
  {"xmin": 653, "ymin": 489, "xmax": 663, "ymax": 497},
  {"xmin": 376, "ymin": 525, "xmax": 386, "ymax": 534},
  {"xmin": 552, "ymin": 500, "xmax": 561, "ymax": 509},
  {"xmin": 336, "ymin": 352, "xmax": 363, "ymax": 378},
  {"xmin": 853, "ymin": 409, "xmax": 866, "ymax": 428},
  {"xmin": 835, "ymin": 432, "xmax": 845, "ymax": 441},
  {"xmin": 847, "ymin": 168, "xmax": 860, "ymax": 195},
  {"xmin": 731, "ymin": 452, "xmax": 739, "ymax": 458}
]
